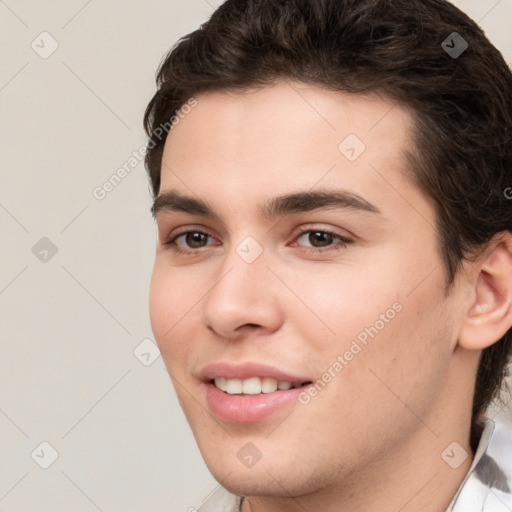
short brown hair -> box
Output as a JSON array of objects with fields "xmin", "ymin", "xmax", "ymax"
[{"xmin": 143, "ymin": 0, "xmax": 512, "ymax": 448}]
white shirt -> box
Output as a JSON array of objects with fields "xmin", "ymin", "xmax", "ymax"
[{"xmin": 198, "ymin": 417, "xmax": 512, "ymax": 512}]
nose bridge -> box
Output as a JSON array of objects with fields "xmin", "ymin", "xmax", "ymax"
[
  {"xmin": 201, "ymin": 237, "xmax": 282, "ymax": 336},
  {"xmin": 209, "ymin": 237, "xmax": 270, "ymax": 306}
]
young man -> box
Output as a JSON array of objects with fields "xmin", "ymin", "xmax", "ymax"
[{"xmin": 144, "ymin": 0, "xmax": 512, "ymax": 510}]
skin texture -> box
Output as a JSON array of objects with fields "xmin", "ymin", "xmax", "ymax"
[{"xmin": 149, "ymin": 80, "xmax": 512, "ymax": 512}]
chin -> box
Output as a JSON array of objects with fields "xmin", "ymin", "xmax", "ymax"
[
  {"xmin": 199, "ymin": 442, "xmax": 325, "ymax": 499},
  {"xmin": 212, "ymin": 470, "xmax": 299, "ymax": 498}
]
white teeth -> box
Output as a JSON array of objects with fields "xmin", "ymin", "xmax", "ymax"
[
  {"xmin": 214, "ymin": 377, "xmax": 300, "ymax": 394},
  {"xmin": 242, "ymin": 377, "xmax": 262, "ymax": 395},
  {"xmin": 214, "ymin": 377, "xmax": 228, "ymax": 392},
  {"xmin": 261, "ymin": 377, "xmax": 278, "ymax": 393},
  {"xmin": 225, "ymin": 378, "xmax": 243, "ymax": 394}
]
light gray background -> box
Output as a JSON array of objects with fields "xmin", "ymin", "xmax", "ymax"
[{"xmin": 1, "ymin": 1, "xmax": 511, "ymax": 511}]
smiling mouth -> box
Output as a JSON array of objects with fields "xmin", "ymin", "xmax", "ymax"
[{"xmin": 211, "ymin": 377, "xmax": 313, "ymax": 395}]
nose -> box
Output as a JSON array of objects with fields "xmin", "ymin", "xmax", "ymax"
[{"xmin": 201, "ymin": 249, "xmax": 284, "ymax": 340}]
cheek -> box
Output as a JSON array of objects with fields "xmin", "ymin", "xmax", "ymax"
[
  {"xmin": 149, "ymin": 263, "xmax": 172, "ymax": 341},
  {"xmin": 149, "ymin": 262, "xmax": 197, "ymax": 365},
  {"xmin": 285, "ymin": 264, "xmax": 398, "ymax": 353},
  {"xmin": 292, "ymin": 260, "xmax": 450, "ymax": 401},
  {"xmin": 333, "ymin": 286, "xmax": 451, "ymax": 425}
]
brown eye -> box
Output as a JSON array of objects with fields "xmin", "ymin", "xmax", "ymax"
[
  {"xmin": 297, "ymin": 230, "xmax": 338, "ymax": 248},
  {"xmin": 184, "ymin": 232, "xmax": 209, "ymax": 248},
  {"xmin": 164, "ymin": 230, "xmax": 218, "ymax": 252},
  {"xmin": 294, "ymin": 229, "xmax": 353, "ymax": 252},
  {"xmin": 308, "ymin": 231, "xmax": 335, "ymax": 247}
]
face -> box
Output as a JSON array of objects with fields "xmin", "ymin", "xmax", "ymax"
[{"xmin": 149, "ymin": 81, "xmax": 466, "ymax": 498}]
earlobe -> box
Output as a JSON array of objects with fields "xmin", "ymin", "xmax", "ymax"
[{"xmin": 459, "ymin": 233, "xmax": 512, "ymax": 351}]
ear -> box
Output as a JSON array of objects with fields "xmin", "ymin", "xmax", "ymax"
[{"xmin": 458, "ymin": 232, "xmax": 512, "ymax": 350}]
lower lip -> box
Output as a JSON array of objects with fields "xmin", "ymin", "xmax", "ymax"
[{"xmin": 204, "ymin": 382, "xmax": 308, "ymax": 423}]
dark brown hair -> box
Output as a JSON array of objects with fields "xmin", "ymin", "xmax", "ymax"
[{"xmin": 143, "ymin": 0, "xmax": 512, "ymax": 449}]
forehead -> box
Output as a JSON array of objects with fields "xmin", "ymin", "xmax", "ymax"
[{"xmin": 158, "ymin": 81, "xmax": 428, "ymax": 223}]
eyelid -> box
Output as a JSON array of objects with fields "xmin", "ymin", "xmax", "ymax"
[{"xmin": 291, "ymin": 224, "xmax": 354, "ymax": 242}]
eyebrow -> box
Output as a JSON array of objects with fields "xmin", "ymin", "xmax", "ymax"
[{"xmin": 151, "ymin": 189, "xmax": 381, "ymax": 220}]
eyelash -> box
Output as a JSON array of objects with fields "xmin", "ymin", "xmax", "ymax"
[{"xmin": 162, "ymin": 227, "xmax": 353, "ymax": 255}]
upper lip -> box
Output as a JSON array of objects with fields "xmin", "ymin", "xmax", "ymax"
[{"xmin": 199, "ymin": 361, "xmax": 312, "ymax": 383}]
